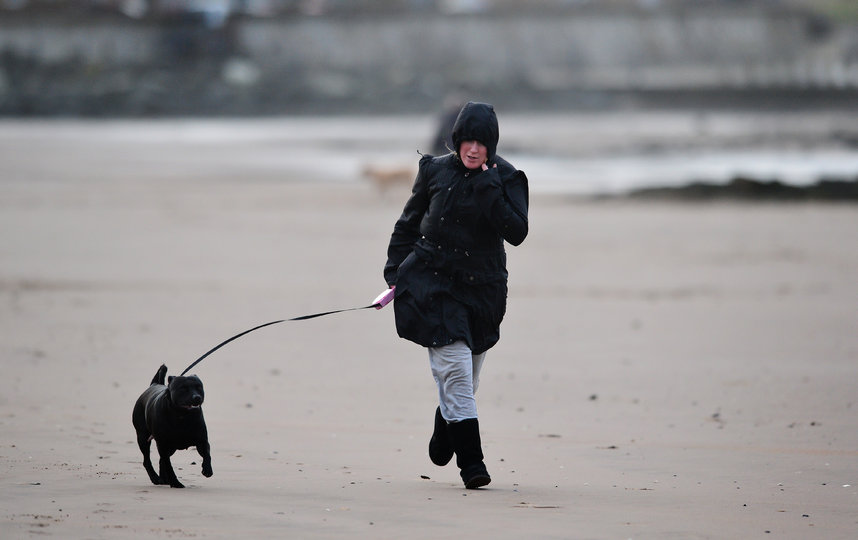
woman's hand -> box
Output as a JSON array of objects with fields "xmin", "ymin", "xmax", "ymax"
[{"xmin": 481, "ymin": 161, "xmax": 497, "ymax": 172}]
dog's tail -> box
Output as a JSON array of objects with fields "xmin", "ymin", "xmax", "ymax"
[{"xmin": 151, "ymin": 364, "xmax": 168, "ymax": 386}]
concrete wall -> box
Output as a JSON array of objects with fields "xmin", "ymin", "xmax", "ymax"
[
  {"xmin": 1, "ymin": 8, "xmax": 856, "ymax": 115},
  {"xmin": 236, "ymin": 11, "xmax": 850, "ymax": 91}
]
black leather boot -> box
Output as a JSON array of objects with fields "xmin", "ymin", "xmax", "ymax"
[
  {"xmin": 428, "ymin": 407, "xmax": 454, "ymax": 466},
  {"xmin": 447, "ymin": 418, "xmax": 491, "ymax": 489}
]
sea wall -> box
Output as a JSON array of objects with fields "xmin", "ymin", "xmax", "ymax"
[{"xmin": 1, "ymin": 7, "xmax": 856, "ymax": 115}]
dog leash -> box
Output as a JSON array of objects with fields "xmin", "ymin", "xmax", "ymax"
[{"xmin": 179, "ymin": 288, "xmax": 395, "ymax": 376}]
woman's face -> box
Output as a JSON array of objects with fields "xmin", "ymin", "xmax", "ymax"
[{"xmin": 459, "ymin": 140, "xmax": 488, "ymax": 170}]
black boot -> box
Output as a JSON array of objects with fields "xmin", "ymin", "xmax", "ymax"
[
  {"xmin": 447, "ymin": 418, "xmax": 491, "ymax": 489},
  {"xmin": 428, "ymin": 407, "xmax": 454, "ymax": 466}
]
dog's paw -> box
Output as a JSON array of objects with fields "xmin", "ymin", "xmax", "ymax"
[
  {"xmin": 202, "ymin": 466, "xmax": 213, "ymax": 478},
  {"xmin": 169, "ymin": 481, "xmax": 185, "ymax": 488},
  {"xmin": 147, "ymin": 473, "xmax": 164, "ymax": 485}
]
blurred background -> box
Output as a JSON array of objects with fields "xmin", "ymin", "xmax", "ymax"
[
  {"xmin": 3, "ymin": 6, "xmax": 858, "ymax": 537},
  {"xmin": 1, "ymin": 0, "xmax": 857, "ymax": 195}
]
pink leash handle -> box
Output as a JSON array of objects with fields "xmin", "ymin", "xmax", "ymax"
[{"xmin": 373, "ymin": 286, "xmax": 396, "ymax": 309}]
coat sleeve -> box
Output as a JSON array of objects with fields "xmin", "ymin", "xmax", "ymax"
[
  {"xmin": 384, "ymin": 157, "xmax": 431, "ymax": 285},
  {"xmin": 472, "ymin": 167, "xmax": 529, "ymax": 246}
]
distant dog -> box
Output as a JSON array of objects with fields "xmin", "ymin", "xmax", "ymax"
[
  {"xmin": 132, "ymin": 364, "xmax": 212, "ymax": 488},
  {"xmin": 361, "ymin": 163, "xmax": 415, "ymax": 192}
]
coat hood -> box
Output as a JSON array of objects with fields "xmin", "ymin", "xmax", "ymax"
[{"xmin": 451, "ymin": 102, "xmax": 499, "ymax": 160}]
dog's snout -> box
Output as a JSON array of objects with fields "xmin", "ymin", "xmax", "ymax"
[{"xmin": 191, "ymin": 395, "xmax": 203, "ymax": 406}]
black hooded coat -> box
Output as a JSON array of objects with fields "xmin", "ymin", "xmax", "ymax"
[{"xmin": 384, "ymin": 102, "xmax": 529, "ymax": 354}]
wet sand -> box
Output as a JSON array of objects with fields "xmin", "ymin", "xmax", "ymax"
[{"xmin": 1, "ymin": 120, "xmax": 857, "ymax": 539}]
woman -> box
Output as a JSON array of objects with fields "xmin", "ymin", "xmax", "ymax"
[{"xmin": 382, "ymin": 101, "xmax": 529, "ymax": 489}]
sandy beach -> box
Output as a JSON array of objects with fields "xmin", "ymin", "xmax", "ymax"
[{"xmin": 1, "ymin": 119, "xmax": 857, "ymax": 539}]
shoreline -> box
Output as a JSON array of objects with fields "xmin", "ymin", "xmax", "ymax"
[{"xmin": 3, "ymin": 113, "xmax": 858, "ymax": 199}]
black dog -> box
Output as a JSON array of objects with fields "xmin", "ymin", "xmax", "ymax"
[{"xmin": 132, "ymin": 364, "xmax": 212, "ymax": 488}]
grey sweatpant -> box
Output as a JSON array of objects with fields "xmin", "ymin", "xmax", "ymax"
[{"xmin": 428, "ymin": 340, "xmax": 486, "ymax": 422}]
